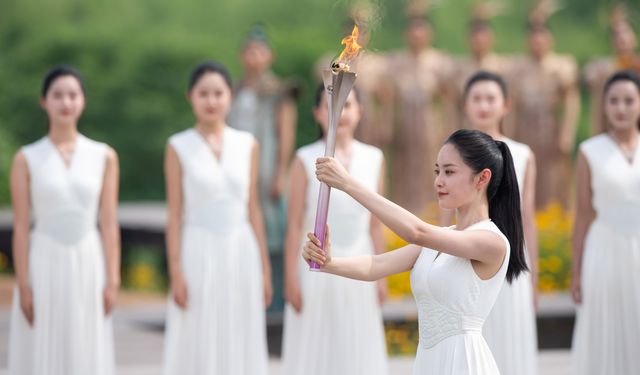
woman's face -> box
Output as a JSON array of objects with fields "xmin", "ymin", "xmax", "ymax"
[
  {"xmin": 434, "ymin": 143, "xmax": 490, "ymax": 210},
  {"xmin": 313, "ymin": 90, "xmax": 362, "ymax": 138},
  {"xmin": 188, "ymin": 72, "xmax": 232, "ymax": 124},
  {"xmin": 605, "ymin": 80, "xmax": 640, "ymax": 131},
  {"xmin": 41, "ymin": 75, "xmax": 86, "ymax": 127},
  {"xmin": 465, "ymin": 80, "xmax": 508, "ymax": 133}
]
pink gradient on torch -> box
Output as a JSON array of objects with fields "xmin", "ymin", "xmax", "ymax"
[{"xmin": 310, "ymin": 70, "xmax": 356, "ymax": 271}]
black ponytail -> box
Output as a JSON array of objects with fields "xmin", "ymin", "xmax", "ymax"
[
  {"xmin": 446, "ymin": 129, "xmax": 528, "ymax": 283},
  {"xmin": 493, "ymin": 140, "xmax": 528, "ymax": 282}
]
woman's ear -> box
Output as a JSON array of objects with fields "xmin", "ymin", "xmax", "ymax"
[
  {"xmin": 476, "ymin": 168, "xmax": 492, "ymax": 190},
  {"xmin": 503, "ymin": 99, "xmax": 512, "ymax": 116}
]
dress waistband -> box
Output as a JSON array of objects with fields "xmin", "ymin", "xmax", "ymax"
[
  {"xmin": 418, "ymin": 300, "xmax": 484, "ymax": 349},
  {"xmin": 184, "ymin": 200, "xmax": 247, "ymax": 235},
  {"xmin": 34, "ymin": 211, "xmax": 97, "ymax": 246},
  {"xmin": 596, "ymin": 202, "xmax": 640, "ymax": 235}
]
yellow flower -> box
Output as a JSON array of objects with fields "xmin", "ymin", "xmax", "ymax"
[
  {"xmin": 127, "ymin": 264, "xmax": 156, "ymax": 289},
  {"xmin": 536, "ymin": 202, "xmax": 574, "ymax": 292}
]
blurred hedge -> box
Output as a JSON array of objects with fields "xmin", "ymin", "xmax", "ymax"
[{"xmin": 0, "ymin": 0, "xmax": 621, "ymax": 204}]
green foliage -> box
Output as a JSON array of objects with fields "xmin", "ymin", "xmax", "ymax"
[{"xmin": 0, "ymin": 0, "xmax": 621, "ymax": 203}]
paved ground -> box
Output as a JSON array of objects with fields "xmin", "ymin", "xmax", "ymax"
[{"xmin": 0, "ymin": 275, "xmax": 570, "ymax": 374}]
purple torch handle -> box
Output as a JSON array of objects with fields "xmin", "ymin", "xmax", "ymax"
[
  {"xmin": 310, "ymin": 91, "xmax": 338, "ymax": 271},
  {"xmin": 310, "ymin": 183, "xmax": 332, "ymax": 270},
  {"xmin": 310, "ymin": 70, "xmax": 356, "ymax": 271}
]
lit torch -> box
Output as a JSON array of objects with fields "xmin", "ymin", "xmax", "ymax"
[{"xmin": 310, "ymin": 25, "xmax": 363, "ymax": 271}]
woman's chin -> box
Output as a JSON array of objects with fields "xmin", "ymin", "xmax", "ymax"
[{"xmin": 437, "ymin": 200, "xmax": 454, "ymax": 210}]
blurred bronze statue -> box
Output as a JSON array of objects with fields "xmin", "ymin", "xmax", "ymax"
[
  {"xmin": 450, "ymin": 1, "xmax": 512, "ymax": 129},
  {"xmin": 507, "ymin": 0, "xmax": 580, "ymax": 210},
  {"xmin": 584, "ymin": 3, "xmax": 640, "ymax": 135},
  {"xmin": 385, "ymin": 0, "xmax": 454, "ymax": 216}
]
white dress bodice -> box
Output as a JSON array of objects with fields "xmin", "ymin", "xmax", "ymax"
[
  {"xmin": 581, "ymin": 134, "xmax": 640, "ymax": 235},
  {"xmin": 23, "ymin": 135, "xmax": 107, "ymax": 245},
  {"xmin": 411, "ymin": 220, "xmax": 510, "ymax": 350},
  {"xmin": 169, "ymin": 127, "xmax": 254, "ymax": 234}
]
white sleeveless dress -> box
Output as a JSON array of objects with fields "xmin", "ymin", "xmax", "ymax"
[
  {"xmin": 162, "ymin": 128, "xmax": 268, "ymax": 375},
  {"xmin": 571, "ymin": 134, "xmax": 640, "ymax": 375},
  {"xmin": 411, "ymin": 220, "xmax": 510, "ymax": 375},
  {"xmin": 8, "ymin": 135, "xmax": 115, "ymax": 375},
  {"xmin": 281, "ymin": 140, "xmax": 388, "ymax": 375},
  {"xmin": 482, "ymin": 137, "xmax": 538, "ymax": 375}
]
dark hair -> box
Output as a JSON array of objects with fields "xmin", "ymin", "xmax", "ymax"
[
  {"xmin": 407, "ymin": 15, "xmax": 432, "ymax": 29},
  {"xmin": 313, "ymin": 83, "xmax": 362, "ymax": 139},
  {"xmin": 603, "ymin": 70, "xmax": 640, "ymax": 130},
  {"xmin": 526, "ymin": 21, "xmax": 551, "ymax": 34},
  {"xmin": 463, "ymin": 70, "xmax": 509, "ymax": 102},
  {"xmin": 42, "ymin": 65, "xmax": 85, "ymax": 98},
  {"xmin": 445, "ymin": 129, "xmax": 527, "ymax": 283},
  {"xmin": 468, "ymin": 19, "xmax": 492, "ymax": 34},
  {"xmin": 188, "ymin": 61, "xmax": 232, "ymax": 91}
]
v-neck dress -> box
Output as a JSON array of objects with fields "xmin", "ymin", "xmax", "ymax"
[
  {"xmin": 162, "ymin": 128, "xmax": 268, "ymax": 375},
  {"xmin": 281, "ymin": 140, "xmax": 388, "ymax": 375},
  {"xmin": 571, "ymin": 133, "xmax": 640, "ymax": 375},
  {"xmin": 410, "ymin": 220, "xmax": 510, "ymax": 375},
  {"xmin": 8, "ymin": 135, "xmax": 115, "ymax": 375}
]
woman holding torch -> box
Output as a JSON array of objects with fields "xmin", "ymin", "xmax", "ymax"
[
  {"xmin": 304, "ymin": 128, "xmax": 528, "ymax": 374},
  {"xmin": 282, "ymin": 84, "xmax": 388, "ymax": 375}
]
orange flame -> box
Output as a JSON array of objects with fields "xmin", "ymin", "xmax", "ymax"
[{"xmin": 336, "ymin": 24, "xmax": 363, "ymax": 64}]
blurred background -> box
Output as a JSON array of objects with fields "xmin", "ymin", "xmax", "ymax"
[{"xmin": 0, "ymin": 0, "xmax": 635, "ymax": 373}]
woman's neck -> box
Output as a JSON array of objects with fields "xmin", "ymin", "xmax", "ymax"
[
  {"xmin": 48, "ymin": 123, "xmax": 79, "ymax": 144},
  {"xmin": 474, "ymin": 123, "xmax": 502, "ymax": 140},
  {"xmin": 335, "ymin": 133, "xmax": 354, "ymax": 151},
  {"xmin": 455, "ymin": 199, "xmax": 490, "ymax": 230},
  {"xmin": 242, "ymin": 70, "xmax": 267, "ymax": 87},
  {"xmin": 609, "ymin": 126, "xmax": 639, "ymax": 144},
  {"xmin": 195, "ymin": 120, "xmax": 225, "ymax": 137}
]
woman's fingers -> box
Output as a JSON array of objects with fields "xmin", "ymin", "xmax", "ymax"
[
  {"xmin": 306, "ymin": 232, "xmax": 321, "ymax": 247},
  {"xmin": 302, "ymin": 241, "xmax": 326, "ymax": 265}
]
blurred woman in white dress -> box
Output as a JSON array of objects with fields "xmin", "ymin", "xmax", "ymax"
[
  {"xmin": 304, "ymin": 128, "xmax": 530, "ymax": 374},
  {"xmin": 162, "ymin": 61, "xmax": 272, "ymax": 375},
  {"xmin": 457, "ymin": 71, "xmax": 538, "ymax": 375},
  {"xmin": 571, "ymin": 70, "xmax": 640, "ymax": 375},
  {"xmin": 8, "ymin": 65, "xmax": 120, "ymax": 375},
  {"xmin": 282, "ymin": 85, "xmax": 388, "ymax": 375}
]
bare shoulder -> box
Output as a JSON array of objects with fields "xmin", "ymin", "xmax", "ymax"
[
  {"xmin": 104, "ymin": 145, "xmax": 119, "ymax": 162},
  {"xmin": 12, "ymin": 149, "xmax": 28, "ymax": 166}
]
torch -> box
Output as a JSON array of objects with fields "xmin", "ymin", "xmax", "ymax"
[{"xmin": 310, "ymin": 25, "xmax": 362, "ymax": 271}]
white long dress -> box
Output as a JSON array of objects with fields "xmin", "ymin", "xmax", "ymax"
[
  {"xmin": 162, "ymin": 128, "xmax": 268, "ymax": 375},
  {"xmin": 281, "ymin": 140, "xmax": 388, "ymax": 375},
  {"xmin": 411, "ymin": 220, "xmax": 509, "ymax": 375},
  {"xmin": 482, "ymin": 137, "xmax": 538, "ymax": 375},
  {"xmin": 8, "ymin": 135, "xmax": 115, "ymax": 375},
  {"xmin": 571, "ymin": 134, "xmax": 640, "ymax": 375}
]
